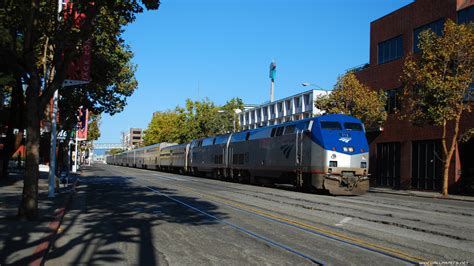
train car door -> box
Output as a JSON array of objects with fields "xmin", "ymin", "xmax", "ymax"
[{"xmin": 295, "ymin": 129, "xmax": 304, "ymax": 187}]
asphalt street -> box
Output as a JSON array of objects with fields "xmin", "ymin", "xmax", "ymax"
[{"xmin": 45, "ymin": 164, "xmax": 474, "ymax": 265}]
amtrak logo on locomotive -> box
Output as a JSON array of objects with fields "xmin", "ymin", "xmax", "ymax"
[
  {"xmin": 338, "ymin": 133, "xmax": 352, "ymax": 143},
  {"xmin": 280, "ymin": 144, "xmax": 293, "ymax": 158}
]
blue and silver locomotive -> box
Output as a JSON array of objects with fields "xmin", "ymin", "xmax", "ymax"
[{"xmin": 106, "ymin": 114, "xmax": 370, "ymax": 195}]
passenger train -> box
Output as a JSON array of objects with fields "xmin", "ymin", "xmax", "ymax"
[{"xmin": 106, "ymin": 114, "xmax": 370, "ymax": 195}]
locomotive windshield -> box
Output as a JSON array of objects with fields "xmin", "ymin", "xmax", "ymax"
[
  {"xmin": 344, "ymin": 122, "xmax": 363, "ymax": 131},
  {"xmin": 320, "ymin": 121, "xmax": 342, "ymax": 130}
]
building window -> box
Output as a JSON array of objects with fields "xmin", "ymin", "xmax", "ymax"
[
  {"xmin": 385, "ymin": 88, "xmax": 401, "ymax": 114},
  {"xmin": 378, "ymin": 35, "xmax": 403, "ymax": 64},
  {"xmin": 285, "ymin": 100, "xmax": 291, "ymax": 111},
  {"xmin": 412, "ymin": 140, "xmax": 442, "ymax": 190},
  {"xmin": 458, "ymin": 6, "xmax": 474, "ymax": 24},
  {"xmin": 413, "ymin": 18, "xmax": 445, "ymax": 53},
  {"xmin": 303, "ymin": 94, "xmax": 310, "ymax": 106}
]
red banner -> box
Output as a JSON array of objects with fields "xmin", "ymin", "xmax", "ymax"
[
  {"xmin": 76, "ymin": 107, "xmax": 88, "ymax": 141},
  {"xmin": 64, "ymin": 0, "xmax": 92, "ymax": 82}
]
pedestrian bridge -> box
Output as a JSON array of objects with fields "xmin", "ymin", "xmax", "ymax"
[{"xmin": 93, "ymin": 143, "xmax": 125, "ymax": 150}]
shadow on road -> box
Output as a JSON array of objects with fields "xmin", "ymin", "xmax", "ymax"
[{"xmin": 43, "ymin": 168, "xmax": 227, "ymax": 265}]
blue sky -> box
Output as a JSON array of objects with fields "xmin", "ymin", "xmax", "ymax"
[{"xmin": 98, "ymin": 0, "xmax": 413, "ymax": 144}]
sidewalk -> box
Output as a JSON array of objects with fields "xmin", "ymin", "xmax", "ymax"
[
  {"xmin": 369, "ymin": 187, "xmax": 474, "ymax": 202},
  {"xmin": 0, "ymin": 169, "xmax": 77, "ymax": 265}
]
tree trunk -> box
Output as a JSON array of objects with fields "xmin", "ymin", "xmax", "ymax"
[
  {"xmin": 440, "ymin": 112, "xmax": 462, "ymax": 197},
  {"xmin": 17, "ymin": 83, "xmax": 41, "ymax": 220}
]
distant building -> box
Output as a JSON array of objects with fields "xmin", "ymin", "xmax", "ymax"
[
  {"xmin": 123, "ymin": 128, "xmax": 143, "ymax": 149},
  {"xmin": 353, "ymin": 0, "xmax": 474, "ymax": 191},
  {"xmin": 239, "ymin": 89, "xmax": 329, "ymax": 130}
]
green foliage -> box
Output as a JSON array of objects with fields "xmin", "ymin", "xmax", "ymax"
[
  {"xmin": 315, "ymin": 72, "xmax": 387, "ymax": 131},
  {"xmin": 107, "ymin": 148, "xmax": 125, "ymax": 155},
  {"xmin": 0, "ymin": 0, "xmax": 160, "ymax": 219},
  {"xmin": 402, "ymin": 20, "xmax": 473, "ymax": 127},
  {"xmin": 143, "ymin": 111, "xmax": 183, "ymax": 145},
  {"xmin": 87, "ymin": 114, "xmax": 101, "ymax": 142},
  {"xmin": 402, "ymin": 20, "xmax": 474, "ymax": 195},
  {"xmin": 143, "ymin": 97, "xmax": 244, "ymax": 145}
]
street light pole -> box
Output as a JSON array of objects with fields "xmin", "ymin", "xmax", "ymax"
[{"xmin": 302, "ymin": 82, "xmax": 331, "ymax": 94}]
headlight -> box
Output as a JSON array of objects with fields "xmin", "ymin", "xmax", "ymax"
[
  {"xmin": 343, "ymin": 147, "xmax": 354, "ymax": 152},
  {"xmin": 361, "ymin": 155, "xmax": 366, "ymax": 160},
  {"xmin": 331, "ymin": 154, "xmax": 336, "ymax": 159}
]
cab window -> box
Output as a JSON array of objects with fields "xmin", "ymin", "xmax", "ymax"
[
  {"xmin": 320, "ymin": 121, "xmax": 342, "ymax": 130},
  {"xmin": 344, "ymin": 122, "xmax": 363, "ymax": 131}
]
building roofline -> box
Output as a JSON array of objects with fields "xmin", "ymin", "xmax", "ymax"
[
  {"xmin": 370, "ymin": 1, "xmax": 415, "ymax": 25},
  {"xmin": 242, "ymin": 89, "xmax": 329, "ymax": 112}
]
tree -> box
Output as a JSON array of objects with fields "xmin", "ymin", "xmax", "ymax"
[
  {"xmin": 0, "ymin": 0, "xmax": 160, "ymax": 220},
  {"xmin": 315, "ymin": 72, "xmax": 387, "ymax": 131},
  {"xmin": 220, "ymin": 97, "xmax": 244, "ymax": 133},
  {"xmin": 87, "ymin": 114, "xmax": 101, "ymax": 142},
  {"xmin": 143, "ymin": 97, "xmax": 244, "ymax": 145},
  {"xmin": 143, "ymin": 111, "xmax": 183, "ymax": 145},
  {"xmin": 107, "ymin": 148, "xmax": 124, "ymax": 155},
  {"xmin": 402, "ymin": 20, "xmax": 474, "ymax": 196}
]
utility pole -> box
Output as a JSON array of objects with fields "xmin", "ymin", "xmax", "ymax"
[{"xmin": 48, "ymin": 0, "xmax": 64, "ymax": 198}]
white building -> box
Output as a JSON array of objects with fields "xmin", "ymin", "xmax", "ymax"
[{"xmin": 239, "ymin": 89, "xmax": 330, "ymax": 130}]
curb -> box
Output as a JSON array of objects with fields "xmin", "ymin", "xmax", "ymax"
[
  {"xmin": 369, "ymin": 188, "xmax": 474, "ymax": 202},
  {"xmin": 30, "ymin": 180, "xmax": 79, "ymax": 266}
]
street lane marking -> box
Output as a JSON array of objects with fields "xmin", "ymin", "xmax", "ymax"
[
  {"xmin": 152, "ymin": 173, "xmax": 186, "ymax": 182},
  {"xmin": 111, "ymin": 166, "xmax": 428, "ymax": 264},
  {"xmin": 335, "ymin": 217, "xmax": 352, "ymax": 227},
  {"xmin": 141, "ymin": 177, "xmax": 428, "ymax": 264},
  {"xmin": 129, "ymin": 178, "xmax": 326, "ymax": 265}
]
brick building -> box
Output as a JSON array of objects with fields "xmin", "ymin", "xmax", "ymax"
[
  {"xmin": 354, "ymin": 0, "xmax": 474, "ymax": 191},
  {"xmin": 123, "ymin": 128, "xmax": 143, "ymax": 149}
]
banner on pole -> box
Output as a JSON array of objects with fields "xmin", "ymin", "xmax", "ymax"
[
  {"xmin": 76, "ymin": 107, "xmax": 88, "ymax": 141},
  {"xmin": 64, "ymin": 0, "xmax": 92, "ymax": 83}
]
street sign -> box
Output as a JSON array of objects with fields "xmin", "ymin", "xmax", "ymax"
[
  {"xmin": 62, "ymin": 79, "xmax": 90, "ymax": 87},
  {"xmin": 57, "ymin": 130, "xmax": 68, "ymax": 141}
]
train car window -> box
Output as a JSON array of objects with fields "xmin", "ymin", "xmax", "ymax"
[
  {"xmin": 202, "ymin": 138, "xmax": 214, "ymax": 146},
  {"xmin": 271, "ymin": 128, "xmax": 276, "ymax": 137},
  {"xmin": 320, "ymin": 121, "xmax": 342, "ymax": 130},
  {"xmin": 344, "ymin": 122, "xmax": 363, "ymax": 131},
  {"xmin": 276, "ymin": 127, "xmax": 284, "ymax": 136},
  {"xmin": 212, "ymin": 138, "xmax": 216, "ymax": 145},
  {"xmin": 249, "ymin": 128, "xmax": 272, "ymax": 140},
  {"xmin": 284, "ymin": 125, "xmax": 296, "ymax": 135},
  {"xmin": 231, "ymin": 132, "xmax": 247, "ymax": 142},
  {"xmin": 245, "ymin": 132, "xmax": 250, "ymax": 141}
]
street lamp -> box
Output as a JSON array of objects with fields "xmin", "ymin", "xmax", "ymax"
[{"xmin": 302, "ymin": 82, "xmax": 330, "ymax": 91}]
